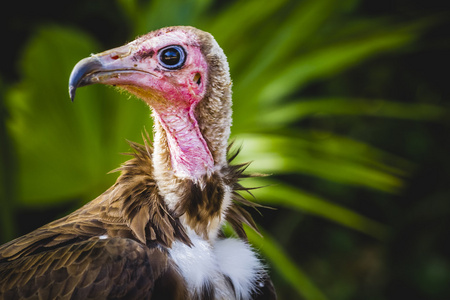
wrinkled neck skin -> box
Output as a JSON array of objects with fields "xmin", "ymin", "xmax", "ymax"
[
  {"xmin": 152, "ymin": 105, "xmax": 214, "ymax": 180},
  {"xmin": 151, "ymin": 96, "xmax": 232, "ymax": 233}
]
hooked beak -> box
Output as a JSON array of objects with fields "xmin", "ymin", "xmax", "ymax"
[
  {"xmin": 68, "ymin": 44, "xmax": 156, "ymax": 102},
  {"xmin": 68, "ymin": 56, "xmax": 103, "ymax": 101}
]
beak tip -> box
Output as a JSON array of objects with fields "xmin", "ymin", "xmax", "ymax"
[{"xmin": 69, "ymin": 85, "xmax": 76, "ymax": 102}]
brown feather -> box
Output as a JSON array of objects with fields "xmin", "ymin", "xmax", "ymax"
[{"xmin": 0, "ymin": 238, "xmax": 164, "ymax": 299}]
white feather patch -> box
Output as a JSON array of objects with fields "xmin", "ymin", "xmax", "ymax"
[
  {"xmin": 170, "ymin": 233, "xmax": 219, "ymax": 290},
  {"xmin": 214, "ymin": 238, "xmax": 264, "ymax": 300},
  {"xmin": 170, "ymin": 233, "xmax": 264, "ymax": 300}
]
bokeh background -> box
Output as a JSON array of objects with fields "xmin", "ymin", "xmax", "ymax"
[{"xmin": 1, "ymin": 0, "xmax": 449, "ymax": 299}]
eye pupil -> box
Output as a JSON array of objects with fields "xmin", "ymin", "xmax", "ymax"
[
  {"xmin": 161, "ymin": 49, "xmax": 180, "ymax": 65},
  {"xmin": 158, "ymin": 45, "xmax": 186, "ymax": 69}
]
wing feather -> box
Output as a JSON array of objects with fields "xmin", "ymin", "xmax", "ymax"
[{"xmin": 0, "ymin": 237, "xmax": 168, "ymax": 300}]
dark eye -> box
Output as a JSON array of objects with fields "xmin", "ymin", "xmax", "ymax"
[{"xmin": 158, "ymin": 45, "xmax": 186, "ymax": 69}]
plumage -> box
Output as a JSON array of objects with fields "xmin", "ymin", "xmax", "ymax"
[{"xmin": 0, "ymin": 26, "xmax": 276, "ymax": 299}]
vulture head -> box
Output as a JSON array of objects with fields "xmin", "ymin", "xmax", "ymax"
[
  {"xmin": 69, "ymin": 26, "xmax": 235, "ymax": 239},
  {"xmin": 70, "ymin": 26, "xmax": 231, "ymax": 177}
]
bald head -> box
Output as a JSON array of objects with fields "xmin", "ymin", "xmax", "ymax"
[{"xmin": 69, "ymin": 26, "xmax": 232, "ymax": 181}]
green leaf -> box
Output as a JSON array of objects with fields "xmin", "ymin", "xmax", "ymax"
[
  {"xmin": 260, "ymin": 98, "xmax": 446, "ymax": 127},
  {"xmin": 234, "ymin": 0, "xmax": 338, "ymax": 87},
  {"xmin": 257, "ymin": 27, "xmax": 417, "ymax": 106},
  {"xmin": 242, "ymin": 178, "xmax": 388, "ymax": 239},
  {"xmin": 234, "ymin": 133, "xmax": 407, "ymax": 193}
]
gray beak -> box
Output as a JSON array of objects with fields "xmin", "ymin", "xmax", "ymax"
[{"xmin": 68, "ymin": 56, "xmax": 103, "ymax": 102}]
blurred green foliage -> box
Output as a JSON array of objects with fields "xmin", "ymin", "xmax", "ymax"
[{"xmin": 1, "ymin": 0, "xmax": 449, "ymax": 299}]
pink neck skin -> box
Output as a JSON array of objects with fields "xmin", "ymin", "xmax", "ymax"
[
  {"xmin": 130, "ymin": 36, "xmax": 213, "ymax": 180},
  {"xmin": 153, "ymin": 104, "xmax": 214, "ymax": 180}
]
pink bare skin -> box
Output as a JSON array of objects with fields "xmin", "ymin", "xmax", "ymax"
[{"xmin": 71, "ymin": 29, "xmax": 214, "ymax": 179}]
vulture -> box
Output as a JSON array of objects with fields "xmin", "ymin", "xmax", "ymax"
[{"xmin": 0, "ymin": 26, "xmax": 276, "ymax": 300}]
